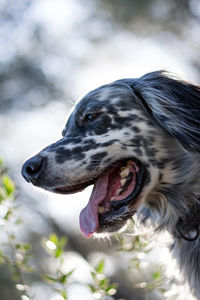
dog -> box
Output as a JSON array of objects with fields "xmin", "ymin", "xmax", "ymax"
[{"xmin": 22, "ymin": 70, "xmax": 200, "ymax": 299}]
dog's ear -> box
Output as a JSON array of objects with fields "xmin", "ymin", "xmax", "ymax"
[{"xmin": 129, "ymin": 70, "xmax": 200, "ymax": 153}]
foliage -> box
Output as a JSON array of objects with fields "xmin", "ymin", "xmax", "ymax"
[
  {"xmin": 0, "ymin": 159, "xmax": 33, "ymax": 300},
  {"xmin": 89, "ymin": 259, "xmax": 119, "ymax": 300},
  {"xmin": 42, "ymin": 235, "xmax": 119, "ymax": 300},
  {"xmin": 42, "ymin": 234, "xmax": 72, "ymax": 300},
  {"xmin": 117, "ymin": 230, "xmax": 170, "ymax": 298}
]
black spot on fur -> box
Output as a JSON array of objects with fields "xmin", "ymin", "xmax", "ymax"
[
  {"xmin": 91, "ymin": 152, "xmax": 108, "ymax": 161},
  {"xmin": 134, "ymin": 148, "xmax": 143, "ymax": 156},
  {"xmin": 112, "ymin": 115, "xmax": 133, "ymax": 129},
  {"xmin": 149, "ymin": 159, "xmax": 158, "ymax": 167},
  {"xmin": 121, "ymin": 146, "xmax": 127, "ymax": 150},
  {"xmin": 147, "ymin": 136, "xmax": 155, "ymax": 143},
  {"xmin": 132, "ymin": 126, "xmax": 140, "ymax": 133},
  {"xmin": 83, "ymin": 139, "xmax": 95, "ymax": 144},
  {"xmin": 80, "ymin": 144, "xmax": 99, "ymax": 152},
  {"xmin": 93, "ymin": 116, "xmax": 112, "ymax": 135},
  {"xmin": 158, "ymin": 172, "xmax": 163, "ymax": 181},
  {"xmin": 144, "ymin": 147, "xmax": 158, "ymax": 157},
  {"xmin": 53, "ymin": 138, "xmax": 119, "ymax": 165},
  {"xmin": 103, "ymin": 158, "xmax": 113, "ymax": 165},
  {"xmin": 128, "ymin": 114, "xmax": 139, "ymax": 121},
  {"xmin": 55, "ymin": 146, "xmax": 85, "ymax": 163},
  {"xmin": 47, "ymin": 138, "xmax": 83, "ymax": 152},
  {"xmin": 115, "ymin": 100, "xmax": 134, "ymax": 111},
  {"xmin": 101, "ymin": 140, "xmax": 118, "ymax": 147},
  {"xmin": 72, "ymin": 146, "xmax": 84, "ymax": 155},
  {"xmin": 149, "ymin": 158, "xmax": 169, "ymax": 169},
  {"xmin": 131, "ymin": 137, "xmax": 142, "ymax": 147},
  {"xmin": 124, "ymin": 132, "xmax": 130, "ymax": 136},
  {"xmin": 86, "ymin": 151, "xmax": 109, "ymax": 171}
]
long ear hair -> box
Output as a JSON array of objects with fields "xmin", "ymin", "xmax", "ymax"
[{"xmin": 129, "ymin": 71, "xmax": 200, "ymax": 153}]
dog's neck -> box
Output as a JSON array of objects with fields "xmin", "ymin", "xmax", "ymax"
[
  {"xmin": 172, "ymin": 233, "xmax": 200, "ymax": 299},
  {"xmin": 155, "ymin": 148, "xmax": 200, "ymax": 235},
  {"xmin": 175, "ymin": 195, "xmax": 200, "ymax": 242},
  {"xmin": 139, "ymin": 149, "xmax": 200, "ymax": 298}
]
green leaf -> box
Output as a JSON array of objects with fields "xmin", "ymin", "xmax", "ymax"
[
  {"xmin": 23, "ymin": 243, "xmax": 32, "ymax": 251},
  {"xmin": 59, "ymin": 236, "xmax": 67, "ymax": 248},
  {"xmin": 106, "ymin": 284, "xmax": 117, "ymax": 292},
  {"xmin": 15, "ymin": 218, "xmax": 23, "ymax": 225},
  {"xmin": 99, "ymin": 278, "xmax": 106, "ymax": 287},
  {"xmin": 59, "ymin": 274, "xmax": 67, "ymax": 284},
  {"xmin": 4, "ymin": 208, "xmax": 12, "ymax": 220},
  {"xmin": 152, "ymin": 270, "xmax": 162, "ymax": 280},
  {"xmin": 2, "ymin": 175, "xmax": 15, "ymax": 196},
  {"xmin": 61, "ymin": 290, "xmax": 67, "ymax": 299},
  {"xmin": 49, "ymin": 233, "xmax": 58, "ymax": 245},
  {"xmin": 88, "ymin": 284, "xmax": 96, "ymax": 293},
  {"xmin": 59, "ymin": 270, "xmax": 73, "ymax": 284},
  {"xmin": 65, "ymin": 269, "xmax": 74, "ymax": 278},
  {"xmin": 91, "ymin": 271, "xmax": 96, "ymax": 279},
  {"xmin": 0, "ymin": 250, "xmax": 5, "ymax": 265},
  {"xmin": 0, "ymin": 157, "xmax": 3, "ymax": 168},
  {"xmin": 0, "ymin": 192, "xmax": 5, "ymax": 203},
  {"xmin": 10, "ymin": 234, "xmax": 15, "ymax": 240},
  {"xmin": 54, "ymin": 289, "xmax": 67, "ymax": 300},
  {"xmin": 95, "ymin": 259, "xmax": 105, "ymax": 273},
  {"xmin": 43, "ymin": 274, "xmax": 57, "ymax": 282},
  {"xmin": 55, "ymin": 247, "xmax": 62, "ymax": 258},
  {"xmin": 54, "ymin": 236, "xmax": 67, "ymax": 258}
]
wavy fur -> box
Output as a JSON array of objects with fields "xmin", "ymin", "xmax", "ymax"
[{"xmin": 129, "ymin": 71, "xmax": 200, "ymax": 299}]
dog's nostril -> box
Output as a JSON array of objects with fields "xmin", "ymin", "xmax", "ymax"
[
  {"xmin": 22, "ymin": 156, "xmax": 44, "ymax": 182},
  {"xmin": 26, "ymin": 158, "xmax": 42, "ymax": 175}
]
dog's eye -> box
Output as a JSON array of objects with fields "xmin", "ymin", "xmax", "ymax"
[{"xmin": 84, "ymin": 113, "xmax": 100, "ymax": 123}]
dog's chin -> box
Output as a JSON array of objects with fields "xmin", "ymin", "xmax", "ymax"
[
  {"xmin": 96, "ymin": 216, "xmax": 131, "ymax": 235},
  {"xmin": 48, "ymin": 157, "xmax": 148, "ymax": 238},
  {"xmin": 96, "ymin": 192, "xmax": 143, "ymax": 236}
]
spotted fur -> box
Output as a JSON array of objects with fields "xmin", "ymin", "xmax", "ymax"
[{"xmin": 22, "ymin": 71, "xmax": 200, "ymax": 299}]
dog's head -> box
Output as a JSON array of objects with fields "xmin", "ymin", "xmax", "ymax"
[{"xmin": 22, "ymin": 71, "xmax": 200, "ymax": 238}]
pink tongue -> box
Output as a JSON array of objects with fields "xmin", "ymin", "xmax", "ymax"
[{"xmin": 79, "ymin": 173, "xmax": 109, "ymax": 238}]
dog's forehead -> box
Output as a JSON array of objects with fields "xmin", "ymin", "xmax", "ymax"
[
  {"xmin": 76, "ymin": 82, "xmax": 133, "ymax": 112},
  {"xmin": 62, "ymin": 81, "xmax": 137, "ymax": 136}
]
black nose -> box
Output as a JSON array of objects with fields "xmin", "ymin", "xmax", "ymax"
[{"xmin": 21, "ymin": 156, "xmax": 44, "ymax": 183}]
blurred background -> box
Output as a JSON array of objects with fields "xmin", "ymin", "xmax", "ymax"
[{"xmin": 0, "ymin": 0, "xmax": 200, "ymax": 299}]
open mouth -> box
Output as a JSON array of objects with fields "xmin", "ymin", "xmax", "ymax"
[{"xmin": 54, "ymin": 158, "xmax": 147, "ymax": 238}]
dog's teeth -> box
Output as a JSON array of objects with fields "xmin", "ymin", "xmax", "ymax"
[
  {"xmin": 127, "ymin": 162, "xmax": 132, "ymax": 168},
  {"xmin": 121, "ymin": 178, "xmax": 126, "ymax": 186},
  {"xmin": 110, "ymin": 196, "xmax": 115, "ymax": 201},
  {"xmin": 116, "ymin": 188, "xmax": 122, "ymax": 195},
  {"xmin": 98, "ymin": 207, "xmax": 104, "ymax": 214},
  {"xmin": 120, "ymin": 167, "xmax": 130, "ymax": 178}
]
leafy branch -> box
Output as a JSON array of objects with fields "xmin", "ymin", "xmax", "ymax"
[
  {"xmin": 89, "ymin": 259, "xmax": 119, "ymax": 300},
  {"xmin": 42, "ymin": 233, "xmax": 73, "ymax": 300},
  {"xmin": 0, "ymin": 158, "xmax": 33, "ymax": 299}
]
